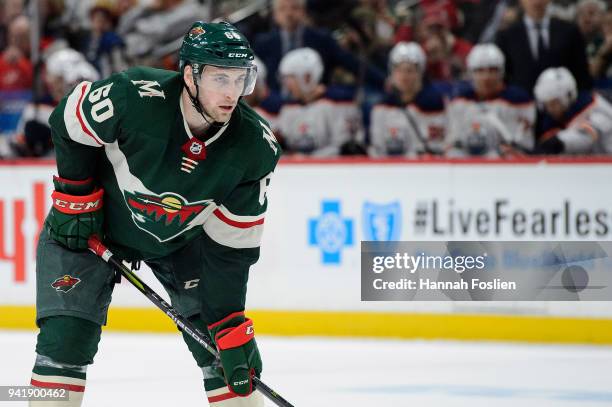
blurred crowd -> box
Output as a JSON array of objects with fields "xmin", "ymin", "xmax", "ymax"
[{"xmin": 2, "ymin": 0, "xmax": 612, "ymax": 158}]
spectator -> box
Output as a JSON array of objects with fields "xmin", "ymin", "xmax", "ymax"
[
  {"xmin": 11, "ymin": 48, "xmax": 99, "ymax": 157},
  {"xmin": 416, "ymin": 7, "xmax": 473, "ymax": 81},
  {"xmin": 447, "ymin": 44, "xmax": 535, "ymax": 157},
  {"xmin": 252, "ymin": 0, "xmax": 385, "ymax": 92},
  {"xmin": 534, "ymin": 67, "xmax": 612, "ymax": 154},
  {"xmin": 0, "ymin": 0, "xmax": 24, "ymax": 50},
  {"xmin": 0, "ymin": 14, "xmax": 32, "ymax": 90},
  {"xmin": 117, "ymin": 0, "xmax": 208, "ymax": 64},
  {"xmin": 369, "ymin": 42, "xmax": 447, "ymax": 157},
  {"xmin": 116, "ymin": 0, "xmax": 137, "ymax": 15},
  {"xmin": 576, "ymin": 0, "xmax": 605, "ymax": 58},
  {"xmin": 575, "ymin": 0, "xmax": 608, "ymax": 82},
  {"xmin": 392, "ymin": 0, "xmax": 415, "ymax": 43},
  {"xmin": 341, "ymin": 0, "xmax": 397, "ymax": 72},
  {"xmin": 39, "ymin": 0, "xmax": 68, "ymax": 44},
  {"xmin": 276, "ymin": 47, "xmax": 365, "ymax": 156},
  {"xmin": 420, "ymin": 0, "xmax": 461, "ymax": 31},
  {"xmin": 78, "ymin": 3, "xmax": 127, "ymax": 78},
  {"xmin": 306, "ymin": 0, "xmax": 356, "ymax": 32},
  {"xmin": 457, "ymin": 0, "xmax": 522, "ymax": 44},
  {"xmin": 496, "ymin": 0, "xmax": 592, "ymax": 93},
  {"xmin": 588, "ymin": 6, "xmax": 612, "ymax": 81}
]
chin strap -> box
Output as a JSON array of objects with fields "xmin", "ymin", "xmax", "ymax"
[
  {"xmin": 184, "ymin": 63, "xmax": 233, "ymax": 130},
  {"xmin": 187, "ymin": 63, "xmax": 215, "ymax": 125},
  {"xmin": 185, "ymin": 77, "xmax": 215, "ymax": 126}
]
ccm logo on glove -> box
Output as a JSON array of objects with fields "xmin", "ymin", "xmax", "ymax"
[{"xmin": 52, "ymin": 190, "xmax": 104, "ymax": 214}]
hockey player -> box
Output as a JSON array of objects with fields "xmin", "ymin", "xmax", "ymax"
[
  {"xmin": 447, "ymin": 44, "xmax": 535, "ymax": 157},
  {"xmin": 29, "ymin": 22, "xmax": 280, "ymax": 407},
  {"xmin": 534, "ymin": 66, "xmax": 612, "ymax": 154},
  {"xmin": 11, "ymin": 48, "xmax": 99, "ymax": 157},
  {"xmin": 369, "ymin": 42, "xmax": 447, "ymax": 157},
  {"xmin": 276, "ymin": 47, "xmax": 365, "ymax": 156}
]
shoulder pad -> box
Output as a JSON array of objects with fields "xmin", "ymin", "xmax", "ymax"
[
  {"xmin": 323, "ymin": 85, "xmax": 357, "ymax": 103},
  {"xmin": 259, "ymin": 91, "xmax": 283, "ymax": 115},
  {"xmin": 563, "ymin": 92, "xmax": 595, "ymax": 123},
  {"xmin": 499, "ymin": 86, "xmax": 533, "ymax": 105},
  {"xmin": 452, "ymin": 81, "xmax": 477, "ymax": 100},
  {"xmin": 376, "ymin": 91, "xmax": 403, "ymax": 107}
]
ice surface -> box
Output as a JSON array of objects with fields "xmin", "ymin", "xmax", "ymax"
[{"xmin": 2, "ymin": 331, "xmax": 612, "ymax": 406}]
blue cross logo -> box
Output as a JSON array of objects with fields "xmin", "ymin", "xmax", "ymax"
[{"xmin": 309, "ymin": 200, "xmax": 353, "ymax": 264}]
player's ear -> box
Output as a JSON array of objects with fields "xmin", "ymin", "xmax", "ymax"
[{"xmin": 183, "ymin": 65, "xmax": 196, "ymax": 94}]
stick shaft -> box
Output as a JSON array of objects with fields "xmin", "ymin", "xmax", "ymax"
[{"xmin": 88, "ymin": 236, "xmax": 294, "ymax": 407}]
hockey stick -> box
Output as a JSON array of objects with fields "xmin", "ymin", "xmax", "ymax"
[
  {"xmin": 480, "ymin": 111, "xmax": 534, "ymax": 156},
  {"xmin": 400, "ymin": 105, "xmax": 444, "ymax": 155},
  {"xmin": 87, "ymin": 236, "xmax": 295, "ymax": 407}
]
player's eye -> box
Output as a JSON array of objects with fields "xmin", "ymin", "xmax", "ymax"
[{"xmin": 214, "ymin": 76, "xmax": 230, "ymax": 85}]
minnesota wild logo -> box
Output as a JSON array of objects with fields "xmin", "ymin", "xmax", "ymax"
[
  {"xmin": 188, "ymin": 26, "xmax": 205, "ymax": 39},
  {"xmin": 125, "ymin": 191, "xmax": 213, "ymax": 242},
  {"xmin": 51, "ymin": 275, "xmax": 81, "ymax": 293}
]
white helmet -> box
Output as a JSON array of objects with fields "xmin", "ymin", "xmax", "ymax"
[
  {"xmin": 279, "ymin": 47, "xmax": 323, "ymax": 93},
  {"xmin": 68, "ymin": 61, "xmax": 100, "ymax": 84},
  {"xmin": 253, "ymin": 55, "xmax": 267, "ymax": 89},
  {"xmin": 389, "ymin": 41, "xmax": 426, "ymax": 72},
  {"xmin": 467, "ymin": 44, "xmax": 505, "ymax": 73},
  {"xmin": 46, "ymin": 48, "xmax": 99, "ymax": 84},
  {"xmin": 534, "ymin": 67, "xmax": 577, "ymax": 107}
]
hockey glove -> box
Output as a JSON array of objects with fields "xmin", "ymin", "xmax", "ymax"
[
  {"xmin": 534, "ymin": 136, "xmax": 565, "ymax": 155},
  {"xmin": 208, "ymin": 312, "xmax": 262, "ymax": 397},
  {"xmin": 46, "ymin": 176, "xmax": 104, "ymax": 250}
]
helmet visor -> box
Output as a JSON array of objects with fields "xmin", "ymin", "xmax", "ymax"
[{"xmin": 199, "ymin": 64, "xmax": 258, "ymax": 98}]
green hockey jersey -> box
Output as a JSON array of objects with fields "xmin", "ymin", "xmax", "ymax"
[{"xmin": 48, "ymin": 66, "xmax": 281, "ymax": 321}]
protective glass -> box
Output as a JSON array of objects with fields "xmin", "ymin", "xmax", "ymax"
[{"xmin": 199, "ymin": 64, "xmax": 258, "ymax": 97}]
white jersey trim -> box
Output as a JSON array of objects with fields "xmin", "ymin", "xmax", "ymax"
[
  {"xmin": 203, "ymin": 206, "xmax": 265, "ymax": 249},
  {"xmin": 63, "ymin": 81, "xmax": 105, "ymax": 147}
]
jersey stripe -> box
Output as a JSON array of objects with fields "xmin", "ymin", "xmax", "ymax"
[
  {"xmin": 213, "ymin": 207, "xmax": 265, "ymax": 229},
  {"xmin": 31, "ymin": 373, "xmax": 86, "ymax": 392},
  {"xmin": 204, "ymin": 206, "xmax": 265, "ymax": 249},
  {"xmin": 64, "ymin": 81, "xmax": 104, "ymax": 147},
  {"xmin": 208, "ymin": 391, "xmax": 237, "ymax": 403},
  {"xmin": 207, "ymin": 387, "xmax": 263, "ymax": 406}
]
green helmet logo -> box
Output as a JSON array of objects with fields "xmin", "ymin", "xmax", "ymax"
[{"xmin": 179, "ymin": 21, "xmax": 254, "ymax": 72}]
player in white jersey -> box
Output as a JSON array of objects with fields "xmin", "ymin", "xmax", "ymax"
[
  {"xmin": 10, "ymin": 48, "xmax": 99, "ymax": 157},
  {"xmin": 534, "ymin": 67, "xmax": 612, "ymax": 154},
  {"xmin": 447, "ymin": 44, "xmax": 535, "ymax": 157},
  {"xmin": 276, "ymin": 47, "xmax": 364, "ymax": 156},
  {"xmin": 369, "ymin": 42, "xmax": 447, "ymax": 157}
]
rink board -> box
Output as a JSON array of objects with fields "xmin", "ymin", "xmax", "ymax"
[{"xmin": 1, "ymin": 158, "xmax": 612, "ymax": 343}]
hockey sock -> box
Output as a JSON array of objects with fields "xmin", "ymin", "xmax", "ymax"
[
  {"xmin": 29, "ymin": 317, "xmax": 101, "ymax": 406},
  {"xmin": 29, "ymin": 354, "xmax": 86, "ymax": 406},
  {"xmin": 205, "ymin": 386, "xmax": 264, "ymax": 407}
]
